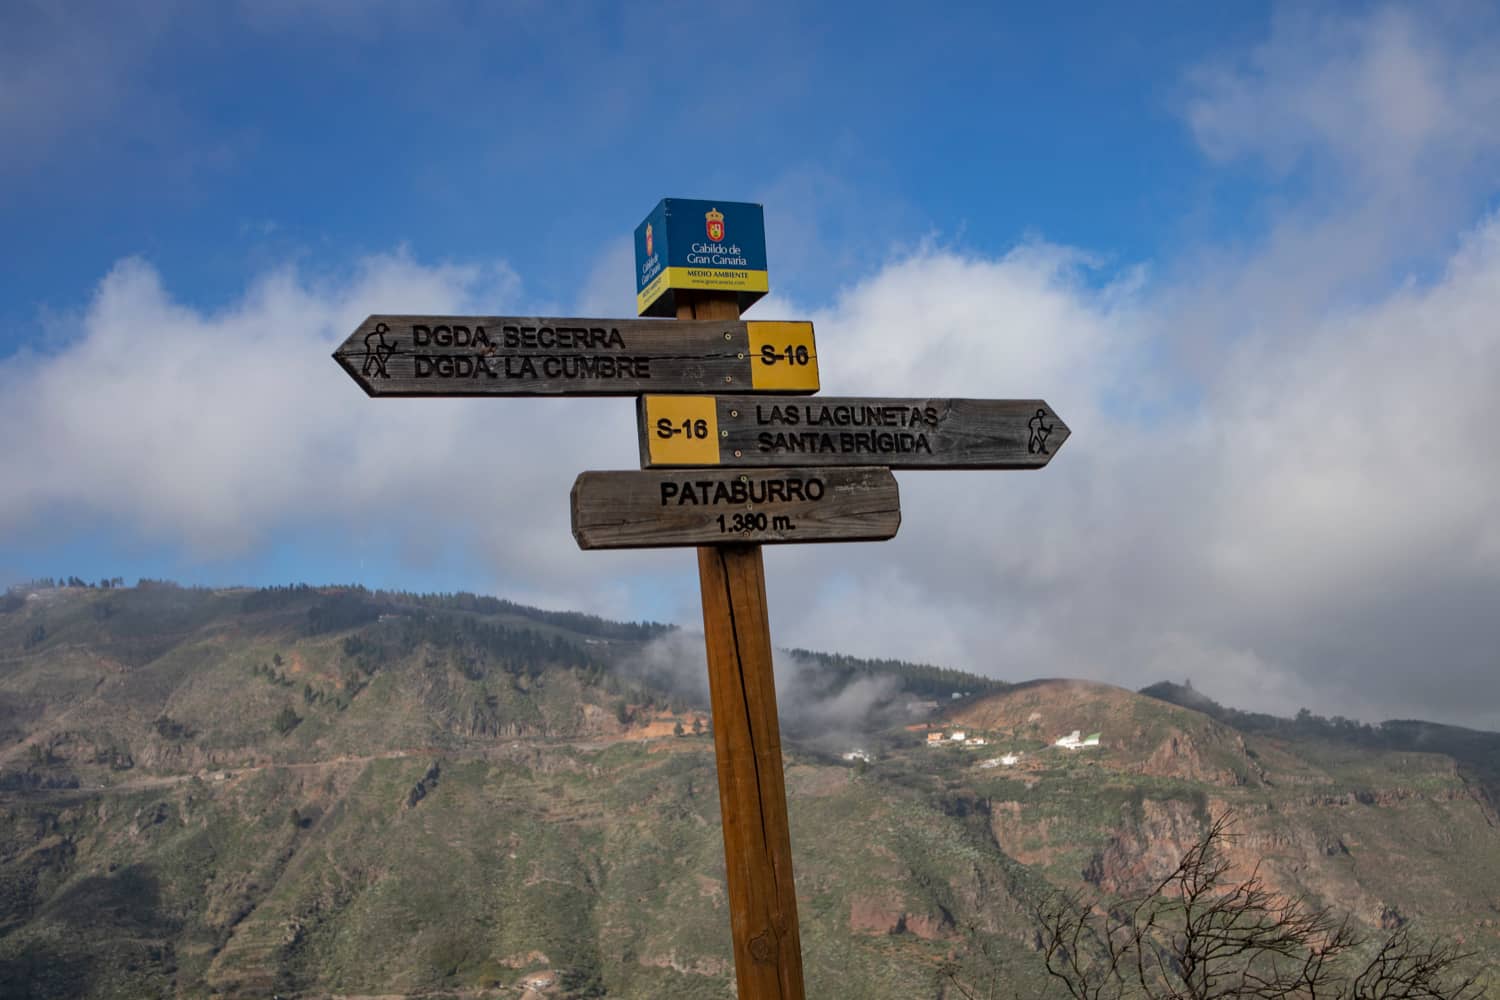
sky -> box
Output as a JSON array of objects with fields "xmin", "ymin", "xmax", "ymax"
[{"xmin": 3, "ymin": 2, "xmax": 1499, "ymax": 728}]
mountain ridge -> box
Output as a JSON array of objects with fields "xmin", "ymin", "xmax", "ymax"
[{"xmin": 0, "ymin": 582, "xmax": 1493, "ymax": 998}]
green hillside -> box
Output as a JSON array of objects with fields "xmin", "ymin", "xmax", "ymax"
[{"xmin": 0, "ymin": 583, "xmax": 1492, "ymax": 998}]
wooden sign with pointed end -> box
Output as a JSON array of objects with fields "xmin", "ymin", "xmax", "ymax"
[
  {"xmin": 638, "ymin": 395, "xmax": 1070, "ymax": 469},
  {"xmin": 333, "ymin": 316, "xmax": 819, "ymax": 396}
]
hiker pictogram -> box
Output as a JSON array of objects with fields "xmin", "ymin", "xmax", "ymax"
[
  {"xmin": 1028, "ymin": 407, "xmax": 1054, "ymax": 455},
  {"xmin": 361, "ymin": 323, "xmax": 398, "ymax": 378}
]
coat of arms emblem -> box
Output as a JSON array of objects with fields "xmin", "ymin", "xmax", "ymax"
[{"xmin": 705, "ymin": 208, "xmax": 725, "ymax": 242}]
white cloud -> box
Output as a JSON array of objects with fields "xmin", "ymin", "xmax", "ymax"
[
  {"xmin": 1185, "ymin": 6, "xmax": 1500, "ymax": 187},
  {"xmin": 1171, "ymin": 3, "xmax": 1500, "ymax": 323},
  {"xmin": 755, "ymin": 214, "xmax": 1500, "ymax": 727},
  {"xmin": 6, "ymin": 219, "xmax": 1499, "ymax": 729},
  {"xmin": 743, "ymin": 7, "xmax": 1500, "ymax": 727}
]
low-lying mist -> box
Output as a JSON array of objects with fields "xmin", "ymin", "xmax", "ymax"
[{"xmin": 614, "ymin": 631, "xmax": 920, "ymax": 753}]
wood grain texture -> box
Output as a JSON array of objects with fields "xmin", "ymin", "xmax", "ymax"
[
  {"xmin": 332, "ymin": 314, "xmax": 816, "ymax": 396},
  {"xmin": 698, "ymin": 544, "xmax": 806, "ymax": 1000},
  {"xmin": 570, "ymin": 467, "xmax": 900, "ymax": 549},
  {"xmin": 639, "ymin": 394, "xmax": 1071, "ymax": 469},
  {"xmin": 681, "ymin": 290, "xmax": 806, "ymax": 1000},
  {"xmin": 676, "ymin": 290, "xmax": 744, "ymax": 324}
]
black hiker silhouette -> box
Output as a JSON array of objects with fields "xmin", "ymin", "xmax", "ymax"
[
  {"xmin": 1027, "ymin": 407, "xmax": 1053, "ymax": 455},
  {"xmin": 362, "ymin": 323, "xmax": 398, "ymax": 378}
]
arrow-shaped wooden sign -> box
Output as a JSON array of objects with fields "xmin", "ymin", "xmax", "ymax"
[
  {"xmin": 638, "ymin": 395, "xmax": 1070, "ymax": 469},
  {"xmin": 571, "ymin": 467, "xmax": 901, "ymax": 549},
  {"xmin": 333, "ymin": 315, "xmax": 818, "ymax": 396}
]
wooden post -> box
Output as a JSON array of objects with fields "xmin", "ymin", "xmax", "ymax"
[{"xmin": 678, "ymin": 290, "xmax": 806, "ymax": 999}]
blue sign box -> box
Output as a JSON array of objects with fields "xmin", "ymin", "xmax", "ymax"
[{"xmin": 635, "ymin": 199, "xmax": 769, "ymax": 317}]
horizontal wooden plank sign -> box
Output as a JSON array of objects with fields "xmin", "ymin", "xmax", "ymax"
[
  {"xmin": 637, "ymin": 395, "xmax": 1070, "ymax": 470},
  {"xmin": 334, "ymin": 316, "xmax": 819, "ymax": 396},
  {"xmin": 571, "ymin": 467, "xmax": 901, "ymax": 549}
]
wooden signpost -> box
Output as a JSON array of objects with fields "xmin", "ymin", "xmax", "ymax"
[
  {"xmin": 667, "ymin": 291, "xmax": 807, "ymax": 1000},
  {"xmin": 334, "ymin": 198, "xmax": 1070, "ymax": 1000}
]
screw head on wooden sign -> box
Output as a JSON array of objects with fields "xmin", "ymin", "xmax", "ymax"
[
  {"xmin": 333, "ymin": 316, "xmax": 818, "ymax": 396},
  {"xmin": 571, "ymin": 467, "xmax": 901, "ymax": 549},
  {"xmin": 637, "ymin": 395, "xmax": 1070, "ymax": 469}
]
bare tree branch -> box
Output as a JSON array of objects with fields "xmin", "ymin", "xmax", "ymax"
[{"xmin": 1028, "ymin": 812, "xmax": 1486, "ymax": 1000}]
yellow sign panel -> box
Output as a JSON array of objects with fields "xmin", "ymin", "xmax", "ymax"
[
  {"xmin": 636, "ymin": 268, "xmax": 671, "ymax": 316},
  {"xmin": 748, "ymin": 321, "xmax": 820, "ymax": 392},
  {"xmin": 636, "ymin": 266, "xmax": 770, "ymax": 315},
  {"xmin": 642, "ymin": 396, "xmax": 720, "ymax": 466}
]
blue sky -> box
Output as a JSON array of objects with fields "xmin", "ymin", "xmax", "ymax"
[
  {"xmin": 4, "ymin": 2, "xmax": 1500, "ymax": 727},
  {"xmin": 0, "ymin": 3, "xmax": 1273, "ymax": 335}
]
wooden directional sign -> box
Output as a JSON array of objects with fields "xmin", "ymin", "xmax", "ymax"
[
  {"xmin": 571, "ymin": 467, "xmax": 901, "ymax": 549},
  {"xmin": 333, "ymin": 315, "xmax": 818, "ymax": 396},
  {"xmin": 638, "ymin": 395, "xmax": 1070, "ymax": 469},
  {"xmin": 327, "ymin": 194, "xmax": 1079, "ymax": 1000}
]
